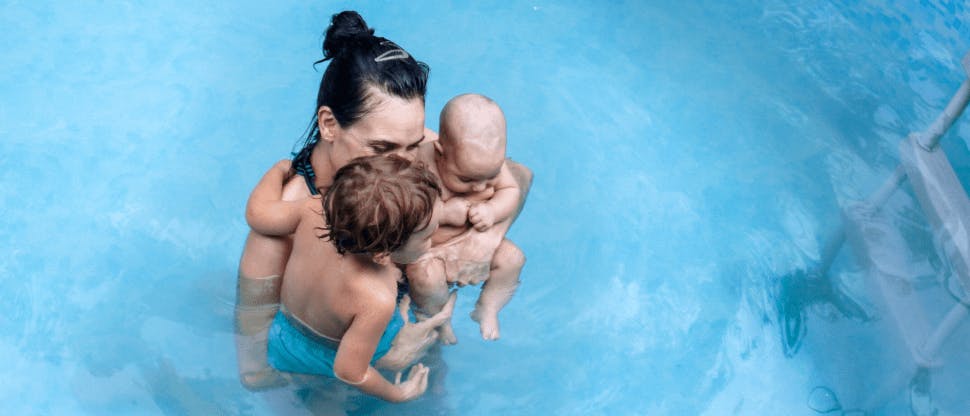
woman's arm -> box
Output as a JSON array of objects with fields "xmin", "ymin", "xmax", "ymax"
[
  {"xmin": 245, "ymin": 160, "xmax": 306, "ymax": 236},
  {"xmin": 332, "ymin": 293, "xmax": 430, "ymax": 402}
]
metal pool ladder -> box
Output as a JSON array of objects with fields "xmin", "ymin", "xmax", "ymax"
[{"xmin": 833, "ymin": 50, "xmax": 970, "ymax": 409}]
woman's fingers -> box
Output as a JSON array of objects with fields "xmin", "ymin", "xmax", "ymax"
[
  {"xmin": 398, "ymin": 294, "xmax": 412, "ymax": 323},
  {"xmin": 420, "ymin": 292, "xmax": 457, "ymax": 328},
  {"xmin": 441, "ymin": 291, "xmax": 457, "ymax": 315}
]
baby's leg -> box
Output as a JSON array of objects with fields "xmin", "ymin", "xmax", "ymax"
[
  {"xmin": 471, "ymin": 239, "xmax": 525, "ymax": 340},
  {"xmin": 406, "ymin": 259, "xmax": 458, "ymax": 345}
]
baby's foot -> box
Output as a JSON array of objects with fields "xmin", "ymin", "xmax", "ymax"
[
  {"xmin": 470, "ymin": 307, "xmax": 500, "ymax": 340},
  {"xmin": 438, "ymin": 322, "xmax": 458, "ymax": 345}
]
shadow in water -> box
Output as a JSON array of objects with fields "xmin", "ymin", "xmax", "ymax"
[
  {"xmin": 807, "ymin": 386, "xmax": 867, "ymax": 415},
  {"xmin": 773, "ymin": 267, "xmax": 872, "ymax": 357}
]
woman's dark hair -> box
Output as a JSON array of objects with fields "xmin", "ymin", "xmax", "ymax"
[
  {"xmin": 293, "ymin": 11, "xmax": 430, "ymax": 165},
  {"xmin": 319, "ymin": 155, "xmax": 441, "ymax": 255},
  {"xmin": 318, "ymin": 10, "xmax": 429, "ymax": 126}
]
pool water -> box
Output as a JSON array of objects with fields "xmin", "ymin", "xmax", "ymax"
[{"xmin": 3, "ymin": 1, "xmax": 970, "ymax": 414}]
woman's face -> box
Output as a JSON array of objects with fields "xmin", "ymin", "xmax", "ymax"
[{"xmin": 328, "ymin": 88, "xmax": 427, "ymax": 171}]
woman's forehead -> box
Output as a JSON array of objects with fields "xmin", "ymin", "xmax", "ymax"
[{"xmin": 353, "ymin": 94, "xmax": 425, "ymax": 141}]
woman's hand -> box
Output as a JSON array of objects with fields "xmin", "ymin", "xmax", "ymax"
[{"xmin": 375, "ymin": 292, "xmax": 457, "ymax": 371}]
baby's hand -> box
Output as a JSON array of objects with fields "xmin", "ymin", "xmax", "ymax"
[
  {"xmin": 442, "ymin": 197, "xmax": 470, "ymax": 226},
  {"xmin": 468, "ymin": 203, "xmax": 495, "ymax": 231}
]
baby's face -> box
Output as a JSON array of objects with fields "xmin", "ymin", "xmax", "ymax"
[
  {"xmin": 436, "ymin": 143, "xmax": 504, "ymax": 195},
  {"xmin": 390, "ymin": 199, "xmax": 443, "ymax": 264}
]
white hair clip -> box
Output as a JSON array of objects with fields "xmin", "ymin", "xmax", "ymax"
[{"xmin": 374, "ymin": 48, "xmax": 410, "ymax": 62}]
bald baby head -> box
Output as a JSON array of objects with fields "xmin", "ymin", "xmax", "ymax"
[{"xmin": 438, "ymin": 94, "xmax": 507, "ymax": 172}]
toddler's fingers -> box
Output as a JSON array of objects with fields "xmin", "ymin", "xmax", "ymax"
[
  {"xmin": 409, "ymin": 363, "xmax": 426, "ymax": 380},
  {"xmin": 418, "ymin": 367, "xmax": 430, "ymax": 390},
  {"xmin": 411, "ymin": 364, "xmax": 429, "ymax": 385}
]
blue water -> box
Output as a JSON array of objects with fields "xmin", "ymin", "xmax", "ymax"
[{"xmin": 3, "ymin": 1, "xmax": 970, "ymax": 414}]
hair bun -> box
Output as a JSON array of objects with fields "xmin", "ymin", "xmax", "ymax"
[{"xmin": 323, "ymin": 11, "xmax": 375, "ymax": 59}]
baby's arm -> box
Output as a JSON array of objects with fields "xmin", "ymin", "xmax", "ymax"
[
  {"xmin": 468, "ymin": 163, "xmax": 522, "ymax": 231},
  {"xmin": 333, "ymin": 297, "xmax": 430, "ymax": 402},
  {"xmin": 245, "ymin": 160, "xmax": 306, "ymax": 236}
]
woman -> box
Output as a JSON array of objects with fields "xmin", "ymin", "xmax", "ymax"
[
  {"xmin": 234, "ymin": 11, "xmax": 439, "ymax": 395},
  {"xmin": 235, "ymin": 9, "xmax": 533, "ymax": 399},
  {"xmin": 240, "ymin": 10, "xmax": 432, "ymax": 282}
]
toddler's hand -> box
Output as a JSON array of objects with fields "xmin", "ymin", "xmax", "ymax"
[
  {"xmin": 442, "ymin": 197, "xmax": 470, "ymax": 226},
  {"xmin": 468, "ymin": 203, "xmax": 495, "ymax": 231},
  {"xmin": 275, "ymin": 159, "xmax": 294, "ymax": 180},
  {"xmin": 393, "ymin": 363, "xmax": 430, "ymax": 402}
]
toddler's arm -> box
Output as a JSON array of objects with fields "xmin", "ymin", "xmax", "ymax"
[
  {"xmin": 333, "ymin": 297, "xmax": 430, "ymax": 402},
  {"xmin": 245, "ymin": 160, "xmax": 306, "ymax": 236},
  {"xmin": 468, "ymin": 163, "xmax": 521, "ymax": 231}
]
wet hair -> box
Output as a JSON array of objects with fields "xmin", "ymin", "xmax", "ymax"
[
  {"xmin": 319, "ymin": 155, "xmax": 441, "ymax": 256},
  {"xmin": 318, "ymin": 11, "xmax": 429, "ymax": 125},
  {"xmin": 292, "ymin": 11, "xmax": 430, "ymax": 166}
]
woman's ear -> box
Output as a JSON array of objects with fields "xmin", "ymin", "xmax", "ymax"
[
  {"xmin": 373, "ymin": 252, "xmax": 392, "ymax": 266},
  {"xmin": 317, "ymin": 106, "xmax": 339, "ymax": 143}
]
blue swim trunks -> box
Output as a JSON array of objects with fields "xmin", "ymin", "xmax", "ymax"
[{"xmin": 267, "ymin": 307, "xmax": 404, "ymax": 377}]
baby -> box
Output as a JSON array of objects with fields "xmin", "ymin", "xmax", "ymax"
[
  {"xmin": 407, "ymin": 94, "xmax": 526, "ymax": 342},
  {"xmin": 243, "ymin": 155, "xmax": 452, "ymax": 402}
]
